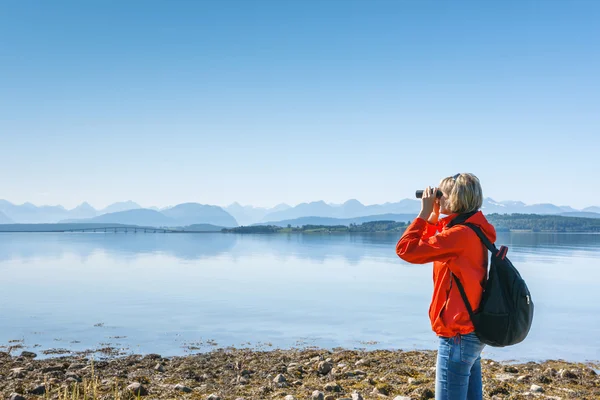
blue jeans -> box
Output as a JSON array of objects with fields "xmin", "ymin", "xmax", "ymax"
[{"xmin": 436, "ymin": 333, "xmax": 485, "ymax": 400}]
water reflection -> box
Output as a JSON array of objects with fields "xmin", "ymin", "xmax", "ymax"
[
  {"xmin": 0, "ymin": 232, "xmax": 599, "ymax": 362},
  {"xmin": 2, "ymin": 232, "xmax": 598, "ymax": 265}
]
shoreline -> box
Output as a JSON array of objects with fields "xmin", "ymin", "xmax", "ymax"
[{"xmin": 2, "ymin": 347, "xmax": 598, "ymax": 399}]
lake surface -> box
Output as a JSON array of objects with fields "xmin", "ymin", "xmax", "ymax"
[{"xmin": 1, "ymin": 232, "xmax": 599, "ymax": 363}]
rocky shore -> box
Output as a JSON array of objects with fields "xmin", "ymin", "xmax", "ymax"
[{"xmin": 1, "ymin": 347, "xmax": 598, "ymax": 400}]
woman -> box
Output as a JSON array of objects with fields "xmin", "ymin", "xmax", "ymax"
[{"xmin": 396, "ymin": 173, "xmax": 496, "ymax": 400}]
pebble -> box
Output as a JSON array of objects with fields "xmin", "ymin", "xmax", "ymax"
[
  {"xmin": 154, "ymin": 363, "xmax": 165, "ymax": 372},
  {"xmin": 174, "ymin": 384, "xmax": 192, "ymax": 393},
  {"xmin": 29, "ymin": 385, "xmax": 46, "ymax": 396},
  {"xmin": 273, "ymin": 373, "xmax": 286, "ymax": 383},
  {"xmin": 503, "ymin": 365, "xmax": 519, "ymax": 373},
  {"xmin": 311, "ymin": 390, "xmax": 325, "ymax": 400},
  {"xmin": 559, "ymin": 369, "xmax": 578, "ymax": 379},
  {"xmin": 352, "ymin": 392, "xmax": 364, "ymax": 400},
  {"xmin": 318, "ymin": 361, "xmax": 333, "ymax": 375},
  {"xmin": 284, "ymin": 396, "xmax": 296, "ymax": 400},
  {"xmin": 324, "ymin": 382, "xmax": 342, "ymax": 392},
  {"xmin": 206, "ymin": 394, "xmax": 221, "ymax": 400},
  {"xmin": 68, "ymin": 363, "xmax": 86, "ymax": 370},
  {"xmin": 9, "ymin": 394, "xmax": 26, "ymax": 400},
  {"xmin": 65, "ymin": 371, "xmax": 82, "ymax": 382},
  {"xmin": 530, "ymin": 384, "xmax": 544, "ymax": 393},
  {"xmin": 127, "ymin": 382, "xmax": 148, "ymax": 396},
  {"xmin": 517, "ymin": 374, "xmax": 531, "ymax": 382},
  {"xmin": 9, "ymin": 368, "xmax": 26, "ymax": 378},
  {"xmin": 393, "ymin": 397, "xmax": 413, "ymax": 400}
]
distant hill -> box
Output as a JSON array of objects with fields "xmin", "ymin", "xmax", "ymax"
[
  {"xmin": 225, "ymin": 203, "xmax": 272, "ymax": 226},
  {"xmin": 99, "ymin": 201, "xmax": 141, "ymax": 214},
  {"xmin": 257, "ymin": 213, "xmax": 418, "ymax": 227},
  {"xmin": 2, "ymin": 197, "xmax": 600, "ymax": 225},
  {"xmin": 68, "ymin": 202, "xmax": 98, "ymax": 220},
  {"xmin": 162, "ymin": 203, "xmax": 238, "ymax": 227},
  {"xmin": 259, "ymin": 199, "xmax": 421, "ymax": 222},
  {"xmin": 0, "ymin": 223, "xmax": 138, "ymax": 232},
  {"xmin": 63, "ymin": 209, "xmax": 175, "ymax": 227},
  {"xmin": 0, "ymin": 211, "xmax": 13, "ymax": 224}
]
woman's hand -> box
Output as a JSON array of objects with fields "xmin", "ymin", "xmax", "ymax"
[
  {"xmin": 428, "ymin": 198, "xmax": 441, "ymax": 224},
  {"xmin": 418, "ymin": 186, "xmax": 438, "ymax": 221}
]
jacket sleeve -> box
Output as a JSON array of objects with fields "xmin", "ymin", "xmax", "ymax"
[
  {"xmin": 421, "ymin": 220, "xmax": 439, "ymax": 240},
  {"xmin": 396, "ymin": 218, "xmax": 465, "ymax": 264}
]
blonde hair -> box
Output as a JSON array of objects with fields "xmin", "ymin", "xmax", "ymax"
[{"xmin": 439, "ymin": 173, "xmax": 483, "ymax": 214}]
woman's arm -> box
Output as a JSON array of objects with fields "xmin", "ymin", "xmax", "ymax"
[{"xmin": 396, "ymin": 218, "xmax": 465, "ymax": 264}]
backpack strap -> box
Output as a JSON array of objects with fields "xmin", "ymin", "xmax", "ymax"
[
  {"xmin": 449, "ymin": 221, "xmax": 499, "ymax": 320},
  {"xmin": 462, "ymin": 222, "xmax": 499, "ymax": 254},
  {"xmin": 452, "ymin": 275, "xmax": 475, "ymax": 319}
]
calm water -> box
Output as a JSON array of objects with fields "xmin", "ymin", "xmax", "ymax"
[{"xmin": 1, "ymin": 232, "xmax": 599, "ymax": 363}]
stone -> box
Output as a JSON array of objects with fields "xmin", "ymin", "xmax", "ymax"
[
  {"xmin": 410, "ymin": 387, "xmax": 434, "ymax": 399},
  {"xmin": 127, "ymin": 383, "xmax": 148, "ymax": 396},
  {"xmin": 530, "ymin": 384, "xmax": 544, "ymax": 393},
  {"xmin": 174, "ymin": 384, "xmax": 192, "ymax": 393},
  {"xmin": 68, "ymin": 363, "xmax": 86, "ymax": 370},
  {"xmin": 20, "ymin": 351, "xmax": 37, "ymax": 358},
  {"xmin": 9, "ymin": 368, "xmax": 25, "ymax": 379},
  {"xmin": 65, "ymin": 372, "xmax": 82, "ymax": 382},
  {"xmin": 517, "ymin": 374, "xmax": 531, "ymax": 382},
  {"xmin": 318, "ymin": 361, "xmax": 333, "ymax": 375},
  {"xmin": 206, "ymin": 394, "xmax": 221, "ymax": 400},
  {"xmin": 407, "ymin": 377, "xmax": 417, "ymax": 385},
  {"xmin": 284, "ymin": 396, "xmax": 296, "ymax": 400},
  {"xmin": 503, "ymin": 365, "xmax": 519, "ymax": 373},
  {"xmin": 494, "ymin": 373, "xmax": 515, "ymax": 382},
  {"xmin": 352, "ymin": 392, "xmax": 364, "ymax": 400},
  {"xmin": 559, "ymin": 369, "xmax": 578, "ymax": 379},
  {"xmin": 311, "ymin": 390, "xmax": 325, "ymax": 400},
  {"xmin": 324, "ymin": 382, "xmax": 342, "ymax": 392},
  {"xmin": 393, "ymin": 397, "xmax": 413, "ymax": 400},
  {"xmin": 154, "ymin": 363, "xmax": 165, "ymax": 372},
  {"xmin": 29, "ymin": 385, "xmax": 46, "ymax": 396},
  {"xmin": 273, "ymin": 373, "xmax": 286, "ymax": 383},
  {"xmin": 9, "ymin": 394, "xmax": 26, "ymax": 400},
  {"xmin": 41, "ymin": 366, "xmax": 63, "ymax": 374}
]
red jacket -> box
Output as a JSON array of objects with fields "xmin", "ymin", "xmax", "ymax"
[{"xmin": 396, "ymin": 211, "xmax": 496, "ymax": 337}]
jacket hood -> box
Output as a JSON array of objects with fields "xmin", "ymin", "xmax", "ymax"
[{"xmin": 439, "ymin": 211, "xmax": 496, "ymax": 244}]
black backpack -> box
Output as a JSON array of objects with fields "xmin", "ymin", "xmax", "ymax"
[{"xmin": 449, "ymin": 219, "xmax": 534, "ymax": 347}]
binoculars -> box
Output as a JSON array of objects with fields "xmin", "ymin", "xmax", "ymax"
[{"xmin": 415, "ymin": 189, "xmax": 443, "ymax": 199}]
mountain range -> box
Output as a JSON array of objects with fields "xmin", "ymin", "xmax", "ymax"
[{"xmin": 0, "ymin": 198, "xmax": 598, "ymax": 228}]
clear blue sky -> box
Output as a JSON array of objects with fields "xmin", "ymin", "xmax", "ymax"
[{"xmin": 1, "ymin": 0, "xmax": 598, "ymax": 209}]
